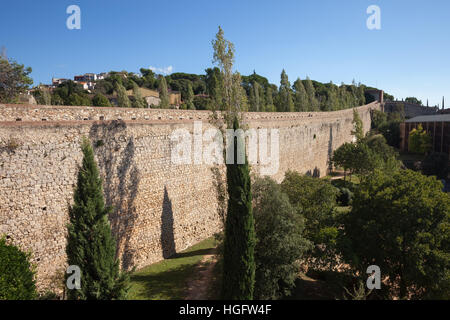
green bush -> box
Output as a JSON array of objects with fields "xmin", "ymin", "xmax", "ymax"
[
  {"xmin": 92, "ymin": 93, "xmax": 112, "ymax": 107},
  {"xmin": 336, "ymin": 187, "xmax": 353, "ymax": 206},
  {"xmin": 345, "ymin": 170, "xmax": 450, "ymax": 299},
  {"xmin": 252, "ymin": 177, "xmax": 311, "ymax": 299},
  {"xmin": 0, "ymin": 236, "xmax": 37, "ymax": 300},
  {"xmin": 408, "ymin": 124, "xmax": 432, "ymax": 154}
]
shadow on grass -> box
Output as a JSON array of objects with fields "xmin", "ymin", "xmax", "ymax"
[
  {"xmin": 286, "ymin": 270, "xmax": 356, "ymax": 300},
  {"xmin": 130, "ymin": 263, "xmax": 196, "ymax": 300},
  {"xmin": 170, "ymin": 248, "xmax": 215, "ymax": 260}
]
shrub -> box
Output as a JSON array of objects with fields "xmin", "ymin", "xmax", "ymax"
[
  {"xmin": 0, "ymin": 236, "xmax": 37, "ymax": 300},
  {"xmin": 336, "ymin": 187, "xmax": 353, "ymax": 206},
  {"xmin": 92, "ymin": 93, "xmax": 111, "ymax": 107},
  {"xmin": 252, "ymin": 177, "xmax": 311, "ymax": 299},
  {"xmin": 281, "ymin": 171, "xmax": 340, "ymax": 270},
  {"xmin": 408, "ymin": 124, "xmax": 432, "ymax": 154}
]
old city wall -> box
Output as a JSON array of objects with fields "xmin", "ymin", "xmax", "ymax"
[{"xmin": 0, "ymin": 102, "xmax": 379, "ymax": 292}]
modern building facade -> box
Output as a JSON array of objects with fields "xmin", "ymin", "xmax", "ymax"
[{"xmin": 400, "ymin": 114, "xmax": 450, "ymax": 156}]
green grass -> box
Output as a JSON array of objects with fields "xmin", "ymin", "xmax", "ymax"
[{"xmin": 128, "ymin": 237, "xmax": 216, "ymax": 300}]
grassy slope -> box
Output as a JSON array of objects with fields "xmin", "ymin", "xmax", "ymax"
[{"xmin": 128, "ymin": 237, "xmax": 216, "ymax": 300}]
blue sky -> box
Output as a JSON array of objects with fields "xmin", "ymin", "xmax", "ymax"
[{"xmin": 1, "ymin": 0, "xmax": 449, "ymax": 106}]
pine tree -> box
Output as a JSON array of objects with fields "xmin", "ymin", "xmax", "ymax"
[
  {"xmin": 66, "ymin": 137, "xmax": 130, "ymax": 300},
  {"xmin": 277, "ymin": 69, "xmax": 294, "ymax": 112},
  {"xmin": 159, "ymin": 76, "xmax": 170, "ymax": 109},
  {"xmin": 293, "ymin": 78, "xmax": 308, "ymax": 112},
  {"xmin": 115, "ymin": 82, "xmax": 131, "ymax": 108},
  {"xmin": 222, "ymin": 116, "xmax": 256, "ymax": 300},
  {"xmin": 304, "ymin": 77, "xmax": 319, "ymax": 111}
]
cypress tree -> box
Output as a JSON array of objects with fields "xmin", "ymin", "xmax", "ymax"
[
  {"xmin": 222, "ymin": 117, "xmax": 256, "ymax": 300},
  {"xmin": 66, "ymin": 137, "xmax": 129, "ymax": 300},
  {"xmin": 159, "ymin": 76, "xmax": 170, "ymax": 108},
  {"xmin": 115, "ymin": 82, "xmax": 131, "ymax": 108},
  {"xmin": 293, "ymin": 78, "xmax": 308, "ymax": 112},
  {"xmin": 131, "ymin": 81, "xmax": 146, "ymax": 108},
  {"xmin": 249, "ymin": 81, "xmax": 263, "ymax": 112},
  {"xmin": 278, "ymin": 69, "xmax": 294, "ymax": 112},
  {"xmin": 265, "ymin": 86, "xmax": 276, "ymax": 112},
  {"xmin": 185, "ymin": 82, "xmax": 195, "ymax": 110},
  {"xmin": 304, "ymin": 77, "xmax": 319, "ymax": 111}
]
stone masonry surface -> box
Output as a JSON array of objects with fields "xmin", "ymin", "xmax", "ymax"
[{"xmin": 0, "ymin": 102, "xmax": 379, "ymax": 292}]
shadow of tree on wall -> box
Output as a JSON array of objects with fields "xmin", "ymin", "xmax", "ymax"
[
  {"xmin": 306, "ymin": 167, "xmax": 321, "ymax": 178},
  {"xmin": 327, "ymin": 125, "xmax": 334, "ymax": 175},
  {"xmin": 88, "ymin": 120, "xmax": 141, "ymax": 270},
  {"xmin": 161, "ymin": 186, "xmax": 176, "ymax": 259}
]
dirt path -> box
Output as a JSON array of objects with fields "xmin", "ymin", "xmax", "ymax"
[{"xmin": 185, "ymin": 252, "xmax": 218, "ymax": 300}]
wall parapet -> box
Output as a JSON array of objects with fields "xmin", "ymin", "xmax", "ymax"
[{"xmin": 0, "ymin": 102, "xmax": 379, "ymax": 124}]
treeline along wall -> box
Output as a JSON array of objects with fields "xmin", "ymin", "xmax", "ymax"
[{"xmin": 0, "ymin": 102, "xmax": 379, "ymax": 291}]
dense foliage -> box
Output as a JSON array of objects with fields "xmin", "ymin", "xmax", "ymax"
[
  {"xmin": 252, "ymin": 177, "xmax": 311, "ymax": 299},
  {"xmin": 0, "ymin": 236, "xmax": 37, "ymax": 300},
  {"xmin": 408, "ymin": 124, "xmax": 432, "ymax": 154},
  {"xmin": 222, "ymin": 118, "xmax": 256, "ymax": 300},
  {"xmin": 66, "ymin": 138, "xmax": 129, "ymax": 300},
  {"xmin": 281, "ymin": 171, "xmax": 340, "ymax": 269},
  {"xmin": 0, "ymin": 56, "xmax": 33, "ymax": 103},
  {"xmin": 344, "ymin": 170, "xmax": 450, "ymax": 299}
]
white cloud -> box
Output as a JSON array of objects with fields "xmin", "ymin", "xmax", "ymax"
[{"xmin": 149, "ymin": 65, "xmax": 173, "ymax": 75}]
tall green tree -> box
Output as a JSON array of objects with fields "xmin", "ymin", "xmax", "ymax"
[
  {"xmin": 131, "ymin": 81, "xmax": 146, "ymax": 108},
  {"xmin": 293, "ymin": 78, "xmax": 308, "ymax": 112},
  {"xmin": 345, "ymin": 170, "xmax": 450, "ymax": 299},
  {"xmin": 0, "ymin": 56, "xmax": 33, "ymax": 103},
  {"xmin": 185, "ymin": 81, "xmax": 195, "ymax": 110},
  {"xmin": 212, "ymin": 26, "xmax": 236, "ymax": 116},
  {"xmin": 249, "ymin": 81, "xmax": 263, "ymax": 112},
  {"xmin": 277, "ymin": 69, "xmax": 294, "ymax": 112},
  {"xmin": 252, "ymin": 177, "xmax": 311, "ymax": 299},
  {"xmin": 158, "ymin": 75, "xmax": 170, "ymax": 109},
  {"xmin": 205, "ymin": 67, "xmax": 224, "ymax": 110},
  {"xmin": 222, "ymin": 117, "xmax": 256, "ymax": 300},
  {"xmin": 66, "ymin": 138, "xmax": 130, "ymax": 300},
  {"xmin": 115, "ymin": 82, "xmax": 131, "ymax": 108},
  {"xmin": 265, "ymin": 86, "xmax": 276, "ymax": 112},
  {"xmin": 324, "ymin": 81, "xmax": 338, "ymax": 111},
  {"xmin": 304, "ymin": 77, "xmax": 319, "ymax": 111}
]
